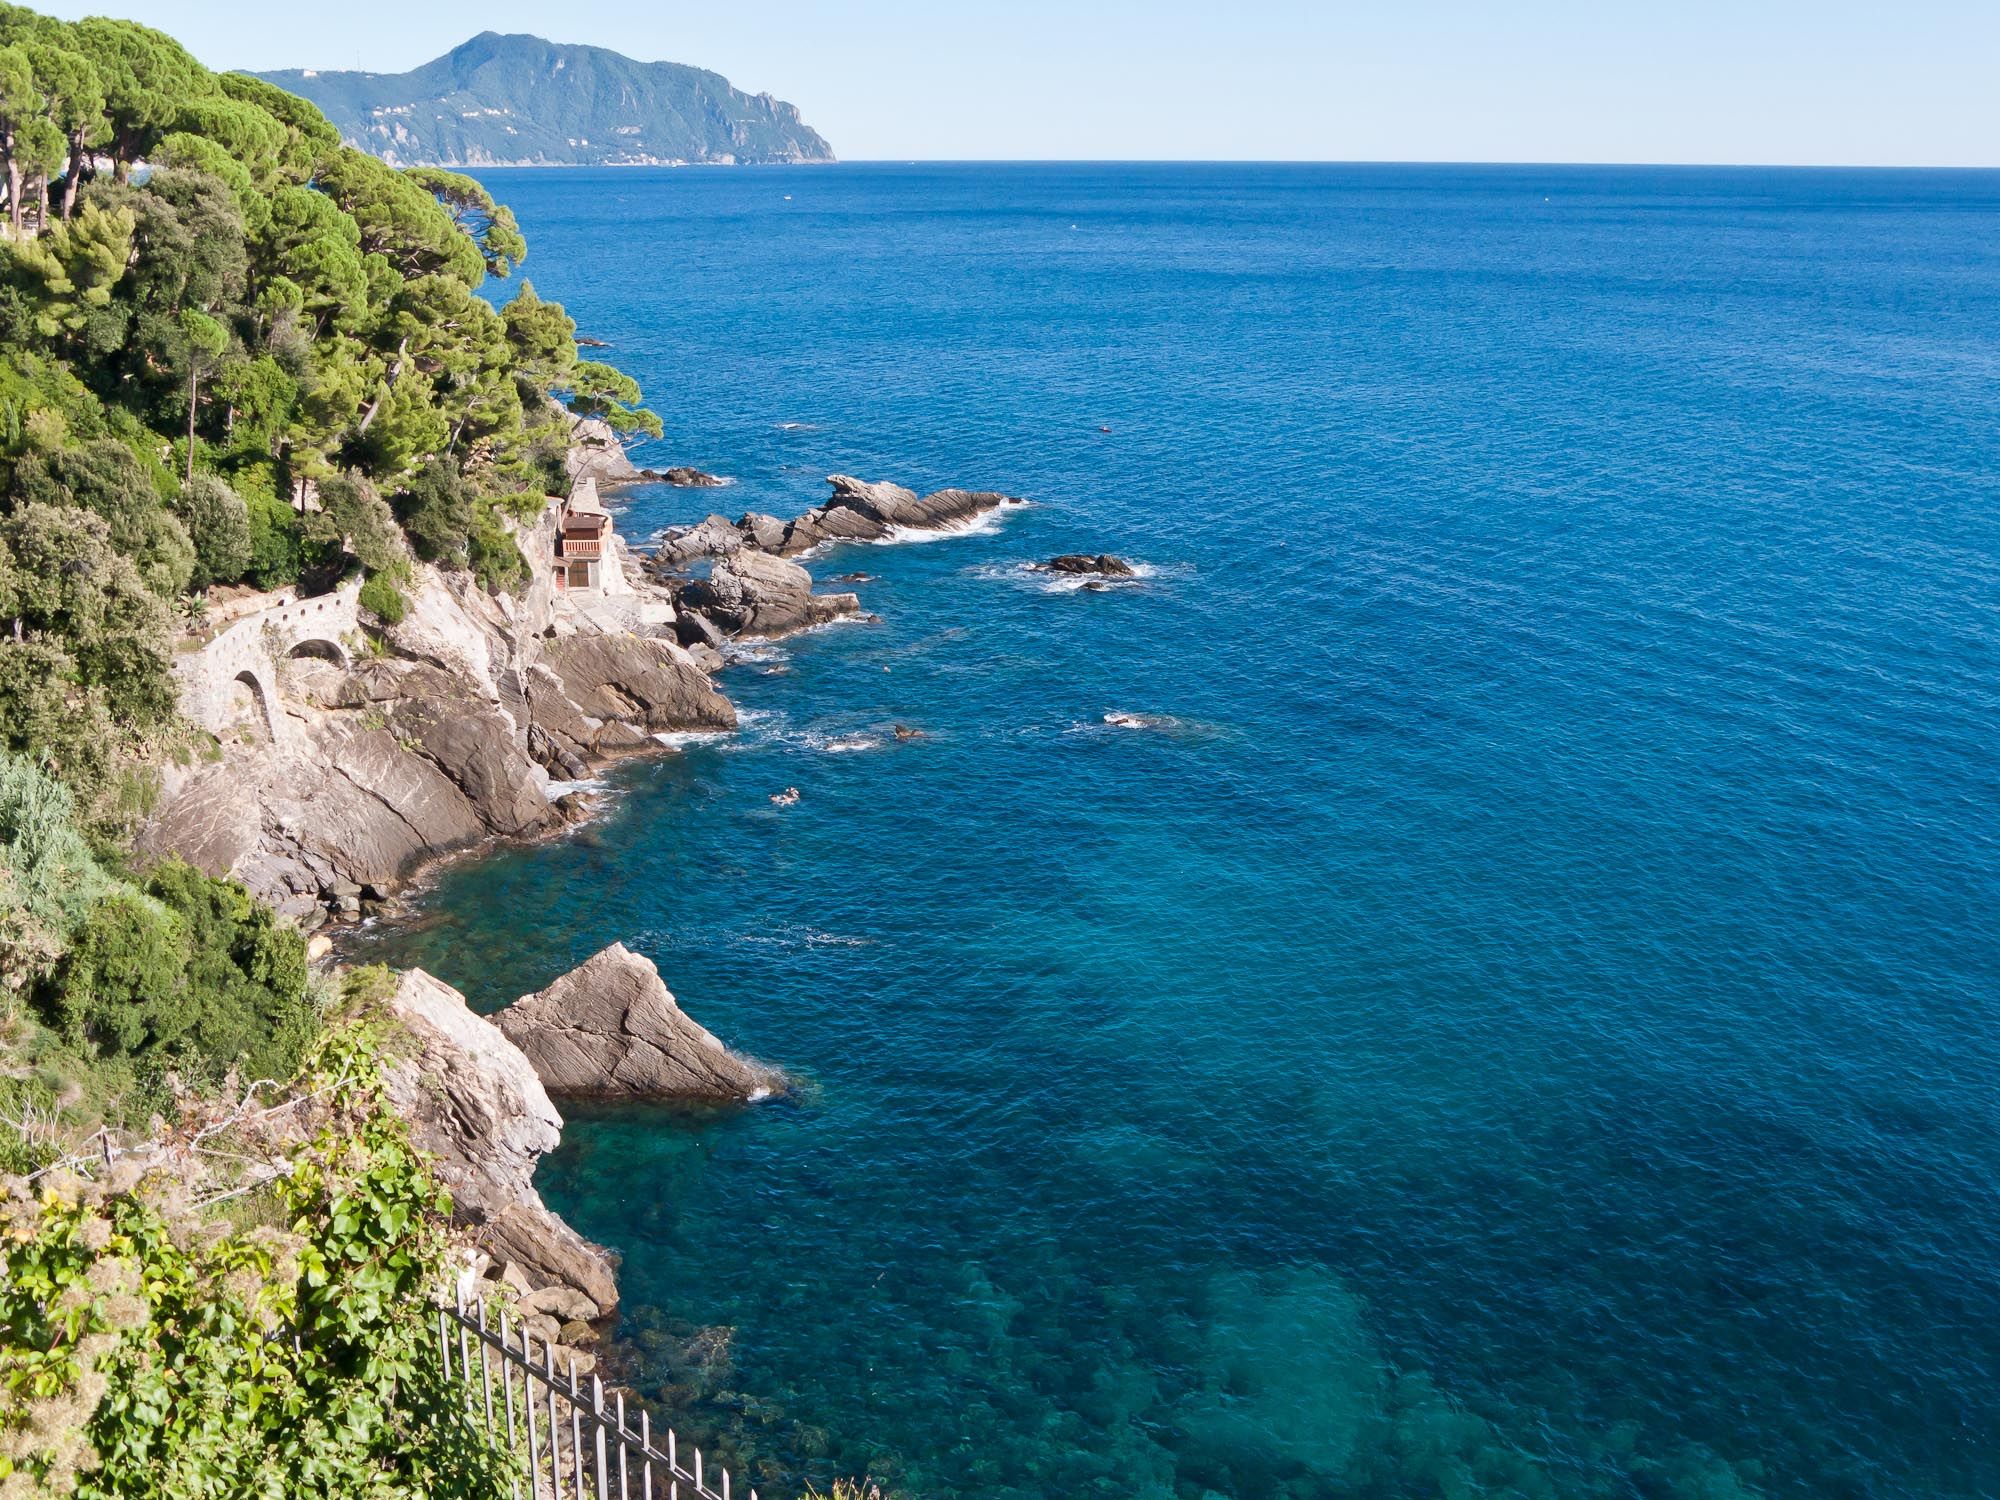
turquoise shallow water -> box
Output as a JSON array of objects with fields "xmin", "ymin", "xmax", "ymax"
[{"xmin": 356, "ymin": 165, "xmax": 2000, "ymax": 1499}]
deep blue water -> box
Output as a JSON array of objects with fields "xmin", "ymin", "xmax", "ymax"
[{"xmin": 358, "ymin": 165, "xmax": 2000, "ymax": 1499}]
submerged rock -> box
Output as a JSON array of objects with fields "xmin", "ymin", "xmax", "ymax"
[{"xmin": 494, "ymin": 943, "xmax": 785, "ymax": 1101}]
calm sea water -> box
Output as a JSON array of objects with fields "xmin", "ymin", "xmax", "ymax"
[{"xmin": 358, "ymin": 165, "xmax": 2000, "ymax": 1499}]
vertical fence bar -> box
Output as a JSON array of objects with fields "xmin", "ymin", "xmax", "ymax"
[
  {"xmin": 694, "ymin": 1446, "xmax": 702, "ymax": 1495},
  {"xmin": 546, "ymin": 1341, "xmax": 563, "ymax": 1500},
  {"xmin": 642, "ymin": 1409, "xmax": 654, "ymax": 1500},
  {"xmin": 523, "ymin": 1320, "xmax": 543, "ymax": 1500},
  {"xmin": 592, "ymin": 1374, "xmax": 610, "ymax": 1500},
  {"xmin": 456, "ymin": 1289, "xmax": 474, "ymax": 1416},
  {"xmin": 569, "ymin": 1358, "xmax": 585, "ymax": 1500},
  {"xmin": 500, "ymin": 1310, "xmax": 520, "ymax": 1500},
  {"xmin": 479, "ymin": 1300, "xmax": 496, "ymax": 1431},
  {"xmin": 616, "ymin": 1390, "xmax": 629, "ymax": 1500},
  {"xmin": 437, "ymin": 1307, "xmax": 452, "ymax": 1380}
]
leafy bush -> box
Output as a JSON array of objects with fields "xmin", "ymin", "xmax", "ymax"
[
  {"xmin": 0, "ymin": 1030, "xmax": 517, "ymax": 1498},
  {"xmin": 468, "ymin": 500, "xmax": 527, "ymax": 594},
  {"xmin": 395, "ymin": 458, "xmax": 473, "ymax": 566},
  {"xmin": 44, "ymin": 859, "xmax": 313, "ymax": 1085},
  {"xmin": 243, "ymin": 488, "xmax": 301, "ymax": 589},
  {"xmin": 358, "ymin": 571, "xmax": 407, "ymax": 625},
  {"xmin": 311, "ymin": 473, "xmax": 404, "ymax": 575},
  {"xmin": 174, "ymin": 475, "xmax": 250, "ymax": 590}
]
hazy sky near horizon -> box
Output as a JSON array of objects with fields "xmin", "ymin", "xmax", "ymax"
[{"xmin": 33, "ymin": 0, "xmax": 2000, "ymax": 166}]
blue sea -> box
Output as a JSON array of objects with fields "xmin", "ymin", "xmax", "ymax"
[{"xmin": 357, "ymin": 164, "xmax": 2000, "ymax": 1499}]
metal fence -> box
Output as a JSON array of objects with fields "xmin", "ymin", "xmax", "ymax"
[{"xmin": 436, "ymin": 1292, "xmax": 757, "ymax": 1500}]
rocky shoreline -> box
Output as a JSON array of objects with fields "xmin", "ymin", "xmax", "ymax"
[{"xmin": 139, "ymin": 434, "xmax": 1017, "ymax": 1373}]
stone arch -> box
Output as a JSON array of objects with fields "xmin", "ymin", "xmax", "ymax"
[
  {"xmin": 287, "ymin": 636, "xmax": 350, "ymax": 668},
  {"xmin": 229, "ymin": 668, "xmax": 279, "ymax": 745}
]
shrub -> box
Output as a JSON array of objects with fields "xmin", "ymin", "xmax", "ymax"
[
  {"xmin": 0, "ymin": 1030, "xmax": 517, "ymax": 1498},
  {"xmin": 358, "ymin": 571, "xmax": 407, "ymax": 624},
  {"xmin": 313, "ymin": 472, "xmax": 405, "ymax": 574},
  {"xmin": 396, "ymin": 458, "xmax": 473, "ymax": 566},
  {"xmin": 468, "ymin": 500, "xmax": 527, "ymax": 594},
  {"xmin": 175, "ymin": 474, "xmax": 252, "ymax": 590},
  {"xmin": 43, "ymin": 860, "xmax": 315, "ymax": 1084},
  {"xmin": 244, "ymin": 489, "xmax": 302, "ymax": 589}
]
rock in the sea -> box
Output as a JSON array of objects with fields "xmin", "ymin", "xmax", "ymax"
[
  {"xmin": 659, "ymin": 466, "xmax": 726, "ymax": 488},
  {"xmin": 737, "ymin": 512, "xmax": 789, "ymax": 553},
  {"xmin": 494, "ymin": 943, "xmax": 784, "ymax": 1101},
  {"xmin": 1043, "ymin": 554, "xmax": 1136, "ymax": 577},
  {"xmin": 652, "ymin": 513, "xmax": 747, "ymax": 570},
  {"xmin": 774, "ymin": 476, "xmax": 1018, "ymax": 555},
  {"xmin": 680, "ymin": 548, "xmax": 860, "ymax": 638},
  {"xmin": 381, "ymin": 969, "xmax": 619, "ymax": 1310}
]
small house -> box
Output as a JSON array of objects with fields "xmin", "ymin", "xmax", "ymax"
[{"xmin": 554, "ymin": 480, "xmax": 617, "ymax": 593}]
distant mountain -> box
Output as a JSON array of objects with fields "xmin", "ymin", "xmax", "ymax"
[{"xmin": 253, "ymin": 32, "xmax": 834, "ymax": 168}]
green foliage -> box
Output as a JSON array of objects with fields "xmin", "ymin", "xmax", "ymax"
[
  {"xmin": 44, "ymin": 857, "xmax": 313, "ymax": 1084},
  {"xmin": 0, "ymin": 1027, "xmax": 518, "ymax": 1498},
  {"xmin": 468, "ymin": 499, "xmax": 527, "ymax": 594},
  {"xmin": 563, "ymin": 358, "xmax": 663, "ymax": 440},
  {"xmin": 0, "ymin": 502, "xmax": 177, "ymax": 742},
  {"xmin": 173, "ymin": 474, "xmax": 249, "ymax": 590},
  {"xmin": 357, "ymin": 570, "xmax": 406, "ymax": 625},
  {"xmin": 310, "ymin": 471, "xmax": 403, "ymax": 574},
  {"xmin": 242, "ymin": 487, "xmax": 301, "ymax": 589},
  {"xmin": 393, "ymin": 456, "xmax": 470, "ymax": 565},
  {"xmin": 0, "ymin": 751, "xmax": 111, "ymax": 988}
]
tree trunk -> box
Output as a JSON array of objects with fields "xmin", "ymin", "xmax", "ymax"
[
  {"xmin": 4, "ymin": 134, "xmax": 20, "ymax": 240},
  {"xmin": 355, "ymin": 338, "xmax": 410, "ymax": 436},
  {"xmin": 186, "ymin": 365, "xmax": 198, "ymax": 486},
  {"xmin": 34, "ymin": 173, "xmax": 47, "ymax": 235},
  {"xmin": 61, "ymin": 132, "xmax": 84, "ymax": 219}
]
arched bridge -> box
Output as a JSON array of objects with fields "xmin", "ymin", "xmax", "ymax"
[{"xmin": 174, "ymin": 582, "xmax": 362, "ymax": 748}]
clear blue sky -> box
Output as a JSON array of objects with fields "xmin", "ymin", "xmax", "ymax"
[{"xmin": 35, "ymin": 0, "xmax": 2000, "ymax": 166}]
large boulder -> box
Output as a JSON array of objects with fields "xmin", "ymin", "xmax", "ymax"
[
  {"xmin": 680, "ymin": 548, "xmax": 860, "ymax": 638},
  {"xmin": 659, "ymin": 466, "xmax": 726, "ymax": 488},
  {"xmin": 381, "ymin": 969, "xmax": 619, "ymax": 1310},
  {"xmin": 566, "ymin": 415, "xmax": 642, "ymax": 488},
  {"xmin": 652, "ymin": 513, "xmax": 748, "ymax": 570},
  {"xmin": 494, "ymin": 944, "xmax": 784, "ymax": 1101}
]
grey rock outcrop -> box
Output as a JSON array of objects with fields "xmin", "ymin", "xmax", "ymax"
[
  {"xmin": 1041, "ymin": 554, "xmax": 1136, "ymax": 577},
  {"xmin": 494, "ymin": 943, "xmax": 784, "ymax": 1101},
  {"xmin": 566, "ymin": 415, "xmax": 642, "ymax": 488},
  {"xmin": 382, "ymin": 968, "xmax": 619, "ymax": 1311},
  {"xmin": 776, "ymin": 476, "xmax": 1015, "ymax": 554},
  {"xmin": 650, "ymin": 477, "xmax": 1019, "ymax": 573},
  {"xmin": 658, "ymin": 466, "xmax": 726, "ymax": 488},
  {"xmin": 142, "ymin": 563, "xmax": 738, "ymax": 922},
  {"xmin": 679, "ymin": 548, "xmax": 860, "ymax": 638},
  {"xmin": 651, "ymin": 513, "xmax": 746, "ymax": 570}
]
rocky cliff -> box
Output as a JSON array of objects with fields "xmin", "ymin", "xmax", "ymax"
[{"xmin": 142, "ymin": 547, "xmax": 730, "ymax": 925}]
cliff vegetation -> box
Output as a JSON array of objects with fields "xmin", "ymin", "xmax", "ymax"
[{"xmin": 0, "ymin": 6, "xmax": 663, "ymax": 1487}]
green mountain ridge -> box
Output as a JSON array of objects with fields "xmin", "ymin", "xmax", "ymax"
[{"xmin": 254, "ymin": 30, "xmax": 834, "ymax": 167}]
